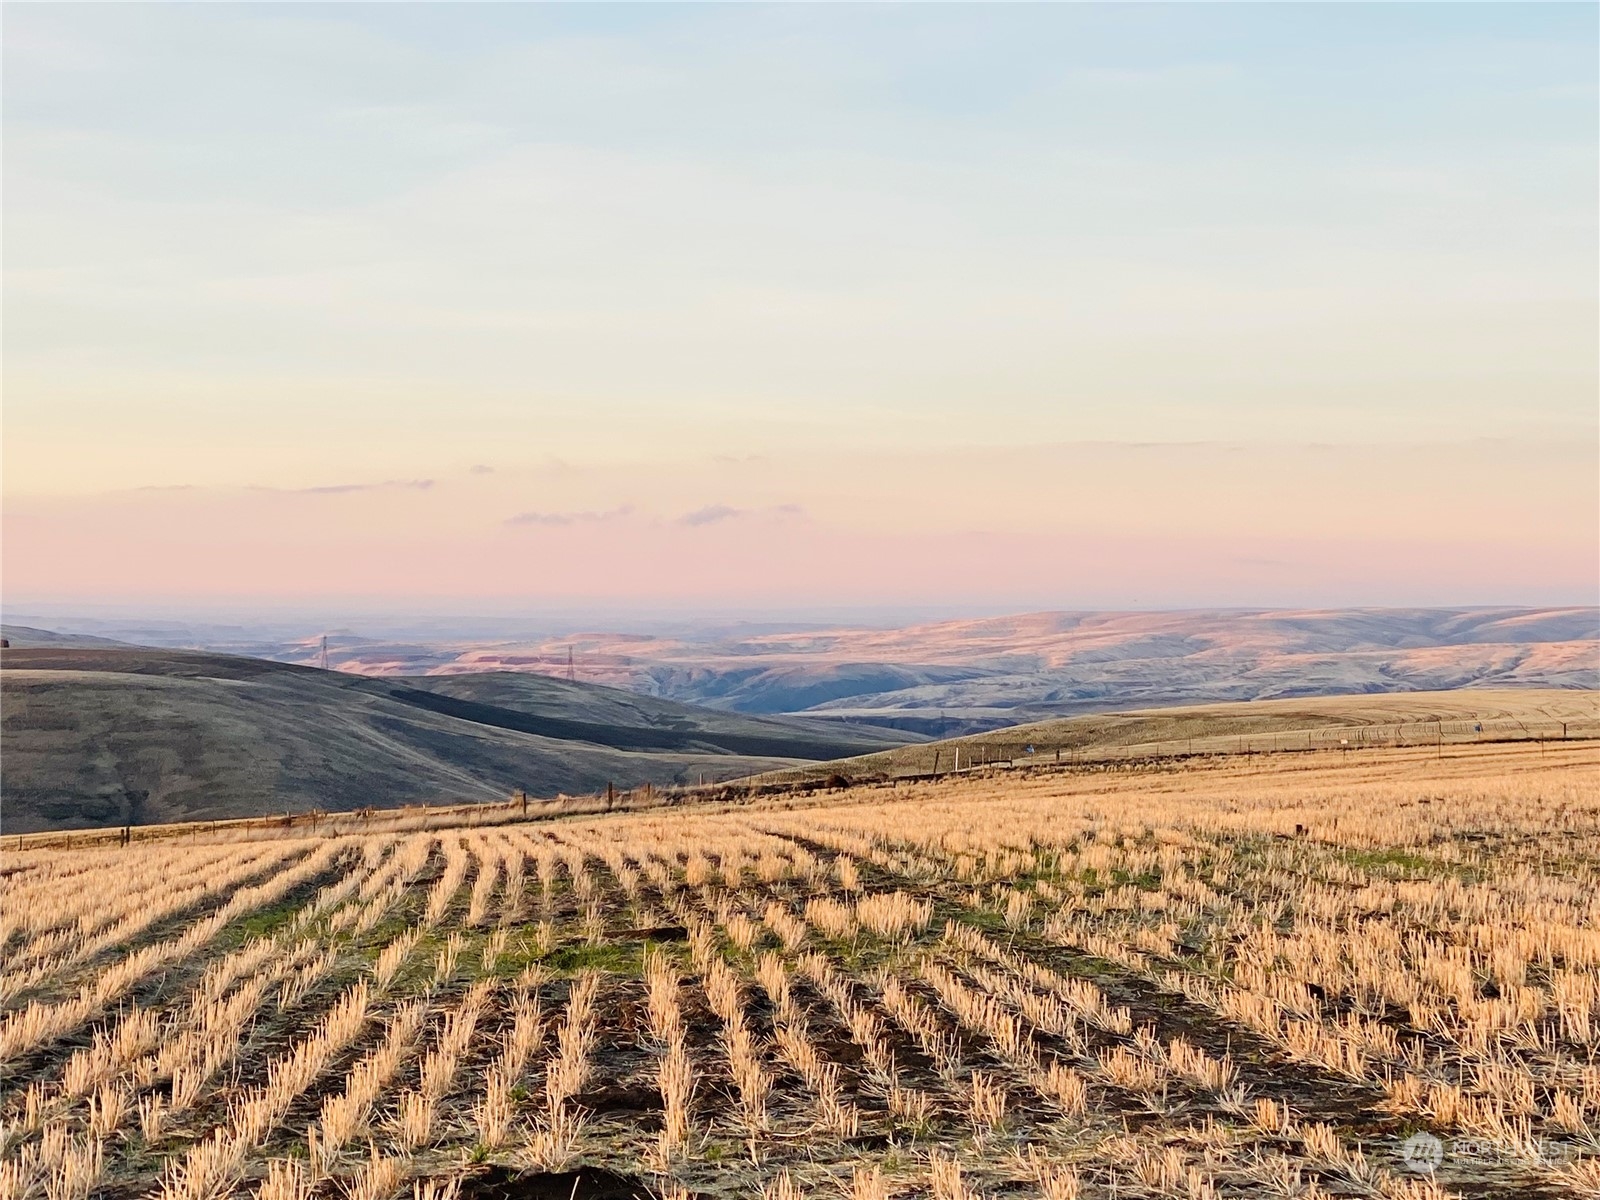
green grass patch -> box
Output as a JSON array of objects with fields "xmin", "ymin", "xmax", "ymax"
[
  {"xmin": 1339, "ymin": 846, "xmax": 1436, "ymax": 874},
  {"xmin": 954, "ymin": 905, "xmax": 1008, "ymax": 936},
  {"xmin": 222, "ymin": 898, "xmax": 306, "ymax": 946},
  {"xmin": 478, "ymin": 926, "xmax": 655, "ymax": 978},
  {"xmin": 540, "ymin": 940, "xmax": 646, "ymax": 976},
  {"xmin": 1334, "ymin": 846, "xmax": 1476, "ymax": 881},
  {"xmin": 358, "ymin": 910, "xmax": 417, "ymax": 949}
]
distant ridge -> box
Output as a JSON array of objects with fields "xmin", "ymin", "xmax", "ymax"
[{"xmin": 122, "ymin": 605, "xmax": 1596, "ymax": 736}]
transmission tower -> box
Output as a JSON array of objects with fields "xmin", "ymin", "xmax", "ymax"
[
  {"xmin": 319, "ymin": 635, "xmax": 329, "ymax": 671},
  {"xmin": 566, "ymin": 644, "xmax": 575, "ymax": 683}
]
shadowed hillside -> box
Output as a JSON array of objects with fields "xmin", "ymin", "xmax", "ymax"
[{"xmin": 0, "ymin": 647, "xmax": 921, "ymax": 833}]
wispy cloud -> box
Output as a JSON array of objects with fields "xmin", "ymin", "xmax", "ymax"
[
  {"xmin": 505, "ymin": 505, "xmax": 633, "ymax": 527},
  {"xmin": 287, "ymin": 479, "xmax": 436, "ymax": 496},
  {"xmin": 678, "ymin": 504, "xmax": 744, "ymax": 527},
  {"xmin": 677, "ymin": 503, "xmax": 805, "ymax": 527}
]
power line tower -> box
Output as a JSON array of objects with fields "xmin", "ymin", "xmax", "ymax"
[
  {"xmin": 319, "ymin": 635, "xmax": 329, "ymax": 672},
  {"xmin": 566, "ymin": 645, "xmax": 575, "ymax": 683}
]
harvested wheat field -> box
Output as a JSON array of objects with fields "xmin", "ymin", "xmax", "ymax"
[{"xmin": 3, "ymin": 741, "xmax": 1598, "ymax": 1200}]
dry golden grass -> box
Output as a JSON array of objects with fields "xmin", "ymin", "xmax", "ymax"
[
  {"xmin": 755, "ymin": 686, "xmax": 1600, "ymax": 785},
  {"xmin": 0, "ymin": 741, "xmax": 1595, "ymax": 1199}
]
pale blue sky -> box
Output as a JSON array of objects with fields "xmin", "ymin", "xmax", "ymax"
[{"xmin": 3, "ymin": 4, "xmax": 1596, "ymax": 606}]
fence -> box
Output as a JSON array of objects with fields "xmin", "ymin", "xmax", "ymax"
[{"xmin": 886, "ymin": 716, "xmax": 1600, "ymax": 781}]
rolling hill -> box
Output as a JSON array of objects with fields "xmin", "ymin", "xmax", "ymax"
[
  {"xmin": 0, "ymin": 625, "xmax": 136, "ymax": 650},
  {"xmin": 0, "ymin": 646, "xmax": 922, "ymax": 833},
  {"xmin": 749, "ymin": 688, "xmax": 1600, "ymax": 784}
]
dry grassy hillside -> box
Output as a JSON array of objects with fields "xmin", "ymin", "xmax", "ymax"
[
  {"xmin": 753, "ymin": 687, "xmax": 1600, "ymax": 784},
  {"xmin": 1, "ymin": 742, "xmax": 1595, "ymax": 1199},
  {"xmin": 0, "ymin": 649, "xmax": 916, "ymax": 834}
]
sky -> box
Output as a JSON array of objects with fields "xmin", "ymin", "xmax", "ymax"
[{"xmin": 4, "ymin": 3, "xmax": 1596, "ymax": 615}]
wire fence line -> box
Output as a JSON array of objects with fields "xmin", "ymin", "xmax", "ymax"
[{"xmin": 890, "ymin": 716, "xmax": 1600, "ymax": 778}]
